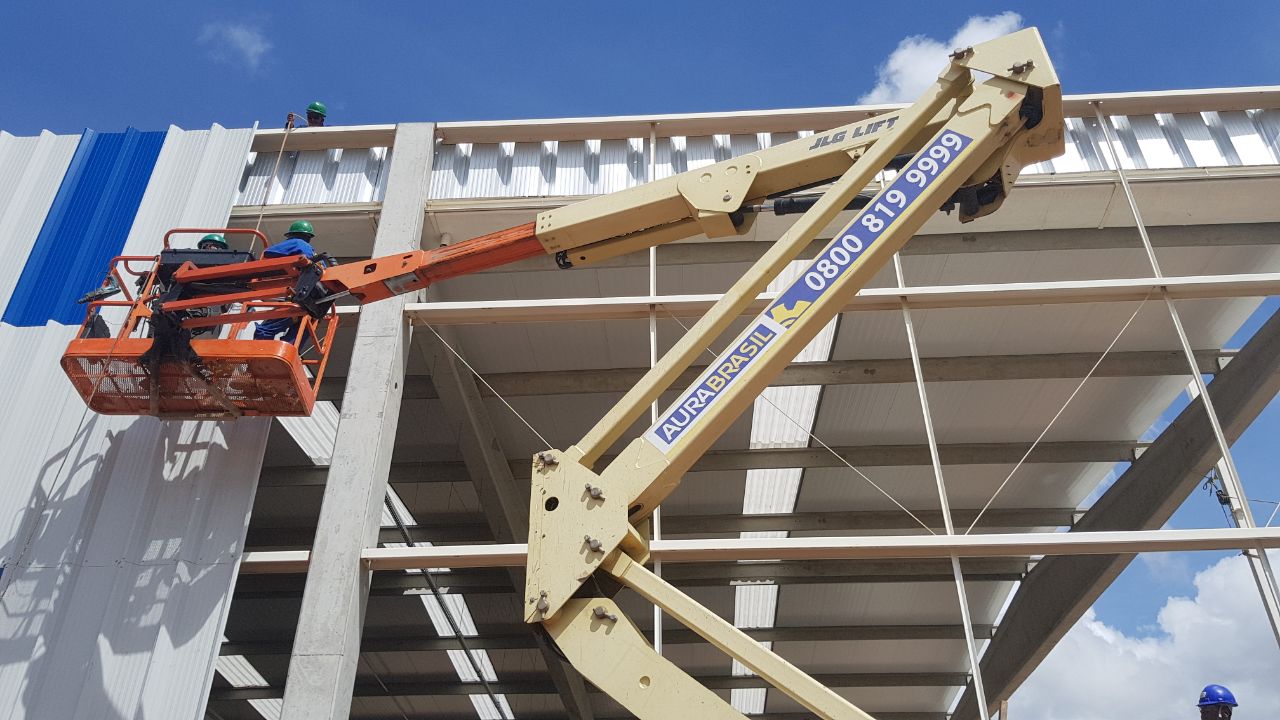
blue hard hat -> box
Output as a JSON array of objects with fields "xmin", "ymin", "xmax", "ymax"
[{"xmin": 1198, "ymin": 684, "xmax": 1238, "ymax": 707}]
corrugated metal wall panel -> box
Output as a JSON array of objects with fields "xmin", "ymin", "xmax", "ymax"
[
  {"xmin": 277, "ymin": 402, "xmax": 339, "ymax": 464},
  {"xmin": 1169, "ymin": 112, "xmax": 1231, "ymax": 167},
  {"xmin": 0, "ymin": 126, "xmax": 262, "ymax": 720},
  {"xmin": 431, "ymin": 142, "xmax": 468, "ymax": 198},
  {"xmin": 237, "ymin": 146, "xmax": 389, "ymax": 206},
  {"xmin": 426, "ymin": 108, "xmax": 1280, "ymax": 200},
  {"xmin": 545, "ymin": 140, "xmax": 582, "ymax": 195},
  {"xmin": 0, "ymin": 131, "xmax": 80, "ymax": 312},
  {"xmin": 1127, "ymin": 115, "xmax": 1183, "ymax": 169},
  {"xmin": 4, "ymin": 129, "xmax": 166, "ymax": 326},
  {"xmin": 1221, "ymin": 110, "xmax": 1277, "ymax": 164},
  {"xmin": 1255, "ymin": 109, "xmax": 1280, "ymax": 159},
  {"xmin": 1105, "ymin": 115, "xmax": 1145, "ymax": 170},
  {"xmin": 125, "ymin": 125, "xmax": 253, "ymax": 249}
]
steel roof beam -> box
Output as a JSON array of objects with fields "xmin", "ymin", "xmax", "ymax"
[
  {"xmin": 232, "ymin": 559, "xmax": 1029, "ymax": 598},
  {"xmin": 238, "ymin": 528, "xmax": 1280, "ymax": 574},
  {"xmin": 316, "ymin": 350, "xmax": 1228, "ymax": 402},
  {"xmin": 379, "ymin": 273, "xmax": 1280, "ymax": 325},
  {"xmin": 238, "ymin": 552, "xmax": 1032, "ymax": 579},
  {"xmin": 243, "ymin": 508, "xmax": 1079, "ymax": 547},
  {"xmin": 259, "ymin": 440, "xmax": 1145, "ymax": 487},
  {"xmin": 287, "ymin": 223, "xmax": 1280, "ymax": 274},
  {"xmin": 264, "ymin": 435, "xmax": 1146, "ymax": 484},
  {"xmin": 310, "ymin": 272, "xmax": 1280, "ymax": 327},
  {"xmin": 210, "ymin": 671, "xmax": 971, "ymax": 701},
  {"xmin": 213, "ymin": 711, "xmax": 945, "ymax": 720},
  {"xmin": 950, "ymin": 306, "xmax": 1280, "ymax": 720},
  {"xmin": 248, "ymin": 87, "xmax": 1279, "ymax": 149},
  {"xmin": 220, "ymin": 622, "xmax": 996, "ymax": 656},
  {"xmin": 426, "ymin": 223, "xmax": 1280, "ymax": 274},
  {"xmin": 474, "ymin": 713, "xmax": 947, "ymax": 720},
  {"xmin": 463, "ymin": 707, "xmax": 952, "ymax": 712}
]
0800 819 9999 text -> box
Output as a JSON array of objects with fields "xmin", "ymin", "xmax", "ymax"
[{"xmin": 643, "ymin": 129, "xmax": 973, "ymax": 454}]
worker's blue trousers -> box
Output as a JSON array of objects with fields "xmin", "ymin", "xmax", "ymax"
[{"xmin": 254, "ymin": 318, "xmax": 305, "ymax": 344}]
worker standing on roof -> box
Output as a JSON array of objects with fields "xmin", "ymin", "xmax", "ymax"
[
  {"xmin": 1198, "ymin": 684, "xmax": 1238, "ymax": 719},
  {"xmin": 254, "ymin": 220, "xmax": 321, "ymax": 343},
  {"xmin": 288, "ymin": 101, "xmax": 328, "ymax": 128}
]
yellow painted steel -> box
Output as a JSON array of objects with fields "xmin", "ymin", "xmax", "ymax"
[
  {"xmin": 573, "ymin": 64, "xmax": 968, "ymax": 471},
  {"xmin": 524, "ymin": 27, "xmax": 1065, "ymax": 720},
  {"xmin": 607, "ymin": 552, "xmax": 878, "ymax": 720},
  {"xmin": 544, "ymin": 598, "xmax": 750, "ymax": 720},
  {"xmin": 615, "ymin": 85, "xmax": 1026, "ymax": 519}
]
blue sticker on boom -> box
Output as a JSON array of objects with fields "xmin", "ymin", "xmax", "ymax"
[{"xmin": 644, "ymin": 130, "xmax": 973, "ymax": 454}]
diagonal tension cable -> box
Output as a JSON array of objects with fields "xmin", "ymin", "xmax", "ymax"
[{"xmin": 382, "ymin": 494, "xmax": 511, "ymax": 720}]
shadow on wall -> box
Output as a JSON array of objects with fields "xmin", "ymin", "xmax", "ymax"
[{"xmin": 0, "ymin": 412, "xmax": 257, "ymax": 719}]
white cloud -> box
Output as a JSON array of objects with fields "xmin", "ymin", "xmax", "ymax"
[
  {"xmin": 199, "ymin": 22, "xmax": 272, "ymax": 71},
  {"xmin": 1011, "ymin": 551, "xmax": 1280, "ymax": 719},
  {"xmin": 859, "ymin": 13, "xmax": 1024, "ymax": 104}
]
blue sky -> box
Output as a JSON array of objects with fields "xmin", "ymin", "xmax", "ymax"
[{"xmin": 2, "ymin": 1, "xmax": 1279, "ymax": 136}]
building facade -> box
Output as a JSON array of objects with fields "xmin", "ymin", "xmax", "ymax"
[{"xmin": 2, "ymin": 87, "xmax": 1279, "ymax": 719}]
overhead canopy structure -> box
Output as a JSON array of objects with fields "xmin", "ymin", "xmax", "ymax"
[{"xmin": 204, "ymin": 87, "xmax": 1280, "ymax": 719}]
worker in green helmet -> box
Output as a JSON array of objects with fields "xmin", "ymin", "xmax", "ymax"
[
  {"xmin": 191, "ymin": 234, "xmax": 235, "ymax": 335},
  {"xmin": 197, "ymin": 233, "xmax": 230, "ymax": 250},
  {"xmin": 255, "ymin": 220, "xmax": 322, "ymax": 342},
  {"xmin": 289, "ymin": 101, "xmax": 328, "ymax": 128},
  {"xmin": 306, "ymin": 101, "xmax": 327, "ymax": 127}
]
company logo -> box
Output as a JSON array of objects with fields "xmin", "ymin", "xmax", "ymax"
[
  {"xmin": 808, "ymin": 116, "xmax": 898, "ymax": 151},
  {"xmin": 767, "ymin": 300, "xmax": 811, "ymax": 328},
  {"xmin": 648, "ymin": 320, "xmax": 783, "ymax": 450}
]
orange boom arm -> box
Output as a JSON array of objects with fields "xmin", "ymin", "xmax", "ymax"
[{"xmin": 319, "ymin": 222, "xmax": 543, "ymax": 304}]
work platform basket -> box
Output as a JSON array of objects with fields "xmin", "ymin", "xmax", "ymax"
[{"xmin": 61, "ymin": 230, "xmax": 339, "ymax": 419}]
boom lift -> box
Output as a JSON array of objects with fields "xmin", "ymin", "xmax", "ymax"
[{"xmin": 63, "ymin": 29, "xmax": 1063, "ymax": 718}]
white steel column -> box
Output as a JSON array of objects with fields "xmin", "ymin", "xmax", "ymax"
[
  {"xmin": 893, "ymin": 254, "xmax": 990, "ymax": 720},
  {"xmin": 279, "ymin": 123, "xmax": 436, "ymax": 719},
  {"xmin": 648, "ymin": 122, "xmax": 665, "ymax": 656},
  {"xmin": 1092, "ymin": 102, "xmax": 1280, "ymax": 646}
]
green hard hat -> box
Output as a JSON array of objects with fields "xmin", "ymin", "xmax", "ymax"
[
  {"xmin": 286, "ymin": 219, "xmax": 315, "ymax": 238},
  {"xmin": 198, "ymin": 233, "xmax": 229, "ymax": 250},
  {"xmin": 306, "ymin": 101, "xmax": 328, "ymax": 117}
]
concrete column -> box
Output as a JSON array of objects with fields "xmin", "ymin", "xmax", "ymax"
[{"xmin": 280, "ymin": 123, "xmax": 436, "ymax": 719}]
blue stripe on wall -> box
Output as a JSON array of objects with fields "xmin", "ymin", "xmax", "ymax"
[{"xmin": 2, "ymin": 128, "xmax": 166, "ymax": 327}]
